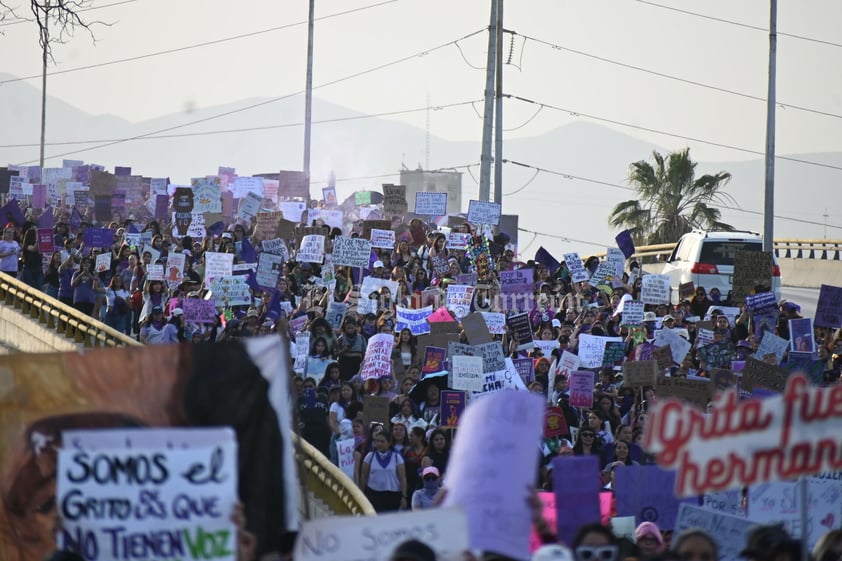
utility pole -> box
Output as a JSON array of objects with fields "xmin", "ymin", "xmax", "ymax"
[
  {"xmin": 478, "ymin": 0, "xmax": 497, "ymax": 202},
  {"xmin": 762, "ymin": 0, "xmax": 777, "ymax": 252},
  {"xmin": 303, "ymin": 0, "xmax": 315, "ymax": 196},
  {"xmin": 39, "ymin": 2, "xmax": 50, "ymax": 170},
  {"xmin": 493, "ymin": 0, "xmax": 504, "ymax": 207}
]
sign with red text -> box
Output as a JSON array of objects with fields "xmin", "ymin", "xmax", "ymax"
[
  {"xmin": 644, "ymin": 375, "xmax": 842, "ymax": 497},
  {"xmin": 359, "ymin": 333, "xmax": 394, "ymax": 380}
]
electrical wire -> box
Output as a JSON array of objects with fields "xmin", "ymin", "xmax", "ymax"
[
  {"xmin": 503, "ymin": 104, "xmax": 543, "ymax": 132},
  {"xmin": 12, "ymin": 28, "xmax": 486, "ymax": 165},
  {"xmin": 0, "ymin": 0, "xmax": 138, "ymax": 27},
  {"xmin": 0, "ymin": 0, "xmax": 403, "ymax": 84},
  {"xmin": 454, "ymin": 38, "xmax": 485, "ymax": 70},
  {"xmin": 502, "ymin": 158, "xmax": 842, "ymax": 231},
  {"xmin": 0, "ymin": 100, "xmax": 481, "ymax": 148},
  {"xmin": 501, "ymin": 168, "xmax": 539, "ymax": 195},
  {"xmin": 517, "ymin": 31, "xmax": 842, "ymax": 121},
  {"xmin": 516, "ymin": 227, "xmax": 611, "ymax": 248},
  {"xmin": 635, "ymin": 0, "xmax": 842, "ymax": 50},
  {"xmin": 507, "ymin": 94, "xmax": 842, "ymax": 173},
  {"xmin": 308, "ymin": 163, "xmax": 480, "ymax": 185}
]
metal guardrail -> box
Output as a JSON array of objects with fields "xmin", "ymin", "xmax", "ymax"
[
  {"xmin": 0, "ymin": 272, "xmax": 141, "ymax": 348},
  {"xmin": 594, "ymin": 239, "xmax": 842, "ymax": 261}
]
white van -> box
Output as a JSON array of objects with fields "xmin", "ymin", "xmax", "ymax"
[{"xmin": 661, "ymin": 230, "xmax": 781, "ymax": 304}]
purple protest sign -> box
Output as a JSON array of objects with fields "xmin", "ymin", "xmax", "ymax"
[
  {"xmin": 422, "ymin": 346, "xmax": 446, "ymax": 375},
  {"xmin": 37, "ymin": 228, "xmax": 54, "ymax": 253},
  {"xmin": 38, "ymin": 207, "xmax": 55, "ymax": 229},
  {"xmin": 83, "ymin": 227, "xmax": 114, "ymax": 248},
  {"xmin": 553, "ymin": 455, "xmax": 602, "ymax": 546},
  {"xmin": 512, "ymin": 358, "xmax": 534, "ymax": 386},
  {"xmin": 155, "ymin": 194, "xmax": 169, "ymax": 220},
  {"xmin": 114, "ymin": 166, "xmax": 132, "ymax": 176},
  {"xmin": 182, "ymin": 298, "xmax": 218, "ymax": 324},
  {"xmin": 499, "ymin": 268, "xmax": 535, "ymax": 312},
  {"xmin": 439, "ymin": 390, "xmax": 466, "ymax": 429},
  {"xmin": 32, "ymin": 184, "xmax": 47, "ymax": 209},
  {"xmin": 614, "ymin": 465, "xmax": 697, "ymax": 530},
  {"xmin": 615, "ymin": 230, "xmax": 635, "ymax": 259},
  {"xmin": 816, "ymin": 284, "xmax": 842, "ymax": 328},
  {"xmin": 568, "ymin": 370, "xmax": 595, "ymax": 408}
]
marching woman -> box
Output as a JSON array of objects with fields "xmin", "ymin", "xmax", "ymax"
[{"xmin": 359, "ymin": 430, "xmax": 409, "ymax": 512}]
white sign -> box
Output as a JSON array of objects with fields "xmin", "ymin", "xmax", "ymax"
[
  {"xmin": 654, "ymin": 327, "xmax": 693, "ymax": 365},
  {"xmin": 369, "ymin": 228, "xmax": 395, "ymax": 249},
  {"xmin": 294, "ymin": 508, "xmax": 469, "ymax": 561},
  {"xmin": 209, "ymin": 276, "xmax": 252, "ymax": 307},
  {"xmin": 94, "ymin": 252, "xmax": 111, "ymax": 274},
  {"xmin": 675, "ymin": 504, "xmax": 757, "ymax": 561},
  {"xmin": 563, "ymin": 252, "xmax": 589, "ymax": 283},
  {"xmin": 238, "ymin": 191, "xmax": 263, "ymax": 221},
  {"xmin": 359, "ymin": 333, "xmax": 394, "ymax": 380},
  {"xmin": 279, "ymin": 201, "xmax": 307, "ymax": 223},
  {"xmin": 297, "ymin": 234, "xmax": 325, "ymax": 264},
  {"xmin": 165, "ymin": 252, "xmax": 186, "ymax": 283},
  {"xmin": 450, "ymin": 355, "xmax": 484, "ymax": 392},
  {"xmin": 332, "ymin": 236, "xmax": 372, "ymax": 269},
  {"xmin": 467, "ymin": 200, "xmax": 502, "ymax": 226},
  {"xmin": 480, "ymin": 312, "xmax": 506, "ymax": 334},
  {"xmin": 606, "ymin": 247, "xmax": 626, "ymax": 278},
  {"xmin": 755, "ymin": 331, "xmax": 789, "ymax": 364},
  {"xmin": 414, "ymin": 192, "xmax": 448, "ymax": 216},
  {"xmin": 641, "ymin": 274, "xmax": 671, "ymax": 305},
  {"xmin": 588, "ymin": 261, "xmax": 616, "ymax": 288},
  {"xmin": 257, "ymin": 252, "xmax": 285, "ymax": 288},
  {"xmin": 230, "ymin": 176, "xmax": 264, "ymax": 199},
  {"xmin": 147, "ymin": 263, "xmax": 165, "ymax": 281},
  {"xmin": 447, "ymin": 232, "xmax": 471, "ymax": 250},
  {"xmin": 621, "ymin": 300, "xmax": 645, "ymax": 326},
  {"xmin": 262, "ymin": 238, "xmax": 290, "ymax": 261},
  {"xmin": 445, "ymin": 284, "xmax": 475, "ymax": 319},
  {"xmin": 577, "ymin": 334, "xmax": 624, "ymax": 369},
  {"xmin": 336, "ymin": 437, "xmax": 356, "ymax": 480},
  {"xmin": 204, "ymin": 251, "xmax": 235, "ymax": 284},
  {"xmin": 56, "ymin": 428, "xmax": 238, "ymax": 561}
]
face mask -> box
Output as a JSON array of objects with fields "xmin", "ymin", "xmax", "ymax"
[
  {"xmin": 711, "ymin": 293, "xmax": 721, "ymax": 303},
  {"xmin": 423, "ymin": 479, "xmax": 439, "ymax": 493}
]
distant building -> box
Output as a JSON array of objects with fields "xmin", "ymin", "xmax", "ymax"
[{"xmin": 400, "ymin": 167, "xmax": 463, "ymax": 215}]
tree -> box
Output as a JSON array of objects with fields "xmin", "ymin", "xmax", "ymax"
[
  {"xmin": 0, "ymin": 0, "xmax": 102, "ymax": 168},
  {"xmin": 608, "ymin": 148, "xmax": 736, "ymax": 246}
]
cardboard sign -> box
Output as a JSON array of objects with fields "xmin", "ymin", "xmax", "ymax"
[
  {"xmin": 732, "ymin": 250, "xmax": 773, "ymax": 302},
  {"xmin": 450, "ymin": 355, "xmax": 484, "ymax": 392},
  {"xmin": 362, "ymin": 395, "xmax": 391, "ymax": 430},
  {"xmin": 678, "ymin": 281, "xmax": 695, "ymax": 299},
  {"xmin": 56, "ymin": 428, "xmax": 238, "ymax": 561},
  {"xmin": 294, "ymin": 508, "xmax": 468, "ymax": 561},
  {"xmin": 563, "ymin": 252, "xmax": 589, "ymax": 283},
  {"xmin": 331, "ymin": 236, "xmax": 372, "ymax": 269},
  {"xmin": 414, "ymin": 192, "xmax": 448, "ymax": 216},
  {"xmin": 654, "ymin": 376, "xmax": 711, "ymax": 408},
  {"xmin": 460, "ymin": 312, "xmax": 493, "ymax": 345},
  {"xmin": 623, "ymin": 360, "xmax": 659, "ymax": 387},
  {"xmin": 654, "ymin": 328, "xmax": 692, "ymax": 365},
  {"xmin": 440, "ymin": 390, "xmax": 467, "ymax": 428},
  {"xmin": 297, "ymin": 234, "xmax": 325, "ymax": 264},
  {"xmin": 568, "ymin": 370, "xmax": 595, "ymax": 408},
  {"xmin": 641, "ymin": 274, "xmax": 671, "ymax": 305},
  {"xmin": 381, "ymin": 184, "xmax": 408, "ymax": 216},
  {"xmin": 816, "ymin": 284, "xmax": 842, "ymax": 328},
  {"xmin": 741, "ymin": 356, "xmax": 788, "ymax": 393},
  {"xmin": 359, "ymin": 333, "xmax": 394, "ymax": 380},
  {"xmin": 653, "ymin": 346, "xmax": 673, "ymax": 371},
  {"xmin": 362, "ymin": 220, "xmax": 391, "ymax": 241},
  {"xmin": 645, "ymin": 375, "xmax": 842, "ymax": 497},
  {"xmin": 467, "ymin": 199, "xmax": 502, "ymax": 226},
  {"xmin": 276, "ymin": 170, "xmax": 309, "ymax": 199}
]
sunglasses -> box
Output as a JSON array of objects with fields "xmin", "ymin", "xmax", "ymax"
[{"xmin": 575, "ymin": 546, "xmax": 618, "ymax": 561}]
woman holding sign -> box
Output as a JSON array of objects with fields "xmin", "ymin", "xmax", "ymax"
[
  {"xmin": 360, "ymin": 430, "xmax": 408, "ymax": 512},
  {"xmin": 70, "ymin": 257, "xmax": 101, "ymax": 317}
]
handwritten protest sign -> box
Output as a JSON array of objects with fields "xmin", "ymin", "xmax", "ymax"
[
  {"xmin": 362, "ymin": 395, "xmax": 390, "ymax": 430},
  {"xmin": 447, "ymin": 232, "xmax": 471, "ymax": 250},
  {"xmin": 741, "ymin": 356, "xmax": 788, "ymax": 393},
  {"xmin": 183, "ymin": 298, "xmax": 218, "ymax": 323},
  {"xmin": 499, "ymin": 269, "xmax": 534, "ymax": 312},
  {"xmin": 209, "ymin": 277, "xmax": 252, "ymax": 307},
  {"xmin": 336, "ymin": 438, "xmax": 355, "ymax": 480},
  {"xmin": 621, "ymin": 300, "xmax": 645, "ymax": 326},
  {"xmin": 359, "ymin": 333, "xmax": 394, "ymax": 380},
  {"xmin": 443, "ymin": 391, "xmax": 544, "ymax": 561},
  {"xmin": 732, "ymin": 250, "xmax": 773, "ymax": 302},
  {"xmin": 83, "ymin": 227, "xmax": 114, "ymax": 248},
  {"xmin": 331, "ymin": 236, "xmax": 371, "ymax": 269},
  {"xmin": 615, "ymin": 465, "xmax": 697, "ymax": 530},
  {"xmin": 553, "ymin": 456, "xmax": 601, "ymax": 545},
  {"xmin": 381, "ymin": 184, "xmax": 408, "ymax": 216},
  {"xmin": 589, "ymin": 261, "xmax": 616, "ymax": 288},
  {"xmin": 480, "ymin": 312, "xmax": 506, "ymax": 335},
  {"xmin": 653, "ymin": 346, "xmax": 673, "ymax": 371},
  {"xmin": 295, "ymin": 508, "xmax": 469, "ymax": 561},
  {"xmin": 569, "ymin": 370, "xmax": 595, "ymax": 408},
  {"xmin": 746, "ymin": 291, "xmax": 778, "ymax": 314},
  {"xmin": 755, "ymin": 331, "xmax": 789, "ymax": 365},
  {"xmin": 602, "ymin": 341, "xmax": 626, "ymax": 367},
  {"xmin": 563, "ymin": 252, "xmax": 589, "ymax": 283},
  {"xmin": 467, "ymin": 200, "xmax": 502, "ymax": 225},
  {"xmin": 414, "ymin": 192, "xmax": 448, "ymax": 216},
  {"xmin": 654, "ymin": 328, "xmax": 692, "ymax": 365},
  {"xmin": 369, "ymin": 228, "xmax": 395, "ymax": 249},
  {"xmin": 654, "ymin": 376, "xmax": 711, "ymax": 408},
  {"xmin": 147, "ymin": 264, "xmax": 164, "ymax": 281},
  {"xmin": 257, "ymin": 252, "xmax": 284, "ymax": 289},
  {"xmin": 578, "ymin": 334, "xmax": 623, "ymax": 369},
  {"xmin": 641, "ymin": 274, "xmax": 671, "ymax": 305},
  {"xmin": 297, "ymin": 234, "xmax": 325, "ymax": 264},
  {"xmin": 191, "ymin": 177, "xmax": 222, "ymax": 213},
  {"xmin": 56, "ymin": 428, "xmax": 238, "ymax": 561},
  {"xmin": 816, "ymin": 284, "xmax": 842, "ymax": 328},
  {"xmin": 450, "ymin": 355, "xmax": 484, "ymax": 392},
  {"xmin": 623, "ymin": 360, "xmax": 658, "ymax": 387},
  {"xmin": 325, "ymin": 301, "xmax": 348, "ymax": 331},
  {"xmin": 675, "ymin": 504, "xmax": 757, "ymax": 561},
  {"xmin": 606, "ymin": 247, "xmax": 626, "ymax": 278},
  {"xmin": 645, "ymin": 374, "xmax": 842, "ymax": 497},
  {"xmin": 445, "ymin": 284, "xmax": 474, "ymax": 319},
  {"xmin": 204, "ymin": 252, "xmax": 235, "ymax": 284},
  {"xmin": 395, "ymin": 306, "xmax": 433, "ymax": 336}
]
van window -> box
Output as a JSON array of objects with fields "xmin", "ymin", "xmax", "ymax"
[
  {"xmin": 675, "ymin": 238, "xmax": 695, "ymax": 262},
  {"xmin": 699, "ymin": 241, "xmax": 761, "ymax": 265}
]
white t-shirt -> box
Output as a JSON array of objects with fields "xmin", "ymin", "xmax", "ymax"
[
  {"xmin": 329, "ymin": 402, "xmax": 346, "ymax": 425},
  {"xmin": 0, "ymin": 240, "xmax": 19, "ymax": 273},
  {"xmin": 363, "ymin": 450, "xmax": 404, "ymax": 491}
]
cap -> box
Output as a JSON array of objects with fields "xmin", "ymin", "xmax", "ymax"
[
  {"xmin": 389, "ymin": 540, "xmax": 436, "ymax": 561},
  {"xmin": 531, "ymin": 544, "xmax": 574, "ymax": 561},
  {"xmin": 635, "ymin": 521, "xmax": 664, "ymax": 547},
  {"xmin": 246, "ymin": 308, "xmax": 259, "ymax": 318},
  {"xmin": 151, "ymin": 305, "xmax": 163, "ymax": 313},
  {"xmin": 782, "ymin": 302, "xmax": 801, "ymax": 313},
  {"xmin": 373, "ymin": 260, "xmax": 384, "ymax": 268},
  {"xmin": 171, "ymin": 308, "xmax": 184, "ymax": 317},
  {"xmin": 182, "ymin": 249, "xmax": 192, "ymax": 257},
  {"xmin": 421, "ymin": 466, "xmax": 440, "ymax": 478},
  {"xmin": 662, "ymin": 314, "xmax": 676, "ymax": 324},
  {"xmin": 221, "ymin": 232, "xmax": 233, "ymax": 239},
  {"xmin": 643, "ymin": 311, "xmax": 657, "ymax": 322},
  {"xmin": 551, "ymin": 318, "xmax": 562, "ymax": 328},
  {"xmin": 739, "ymin": 524, "xmax": 794, "ymax": 558}
]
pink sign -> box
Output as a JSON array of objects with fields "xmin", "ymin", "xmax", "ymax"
[
  {"xmin": 37, "ymin": 228, "xmax": 54, "ymax": 253},
  {"xmin": 568, "ymin": 370, "xmax": 595, "ymax": 408},
  {"xmin": 427, "ymin": 306, "xmax": 455, "ymax": 323}
]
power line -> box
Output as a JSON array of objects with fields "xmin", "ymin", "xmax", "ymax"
[
  {"xmin": 309, "ymin": 163, "xmax": 479, "ymax": 185},
  {"xmin": 516, "ymin": 227, "xmax": 610, "ymax": 249},
  {"xmin": 502, "ymin": 158, "xmax": 842, "ymax": 230},
  {"xmin": 0, "ymin": 0, "xmax": 402, "ymax": 84},
  {"xmin": 12, "ymin": 28, "xmax": 486, "ymax": 165},
  {"xmin": 517, "ymin": 31, "xmax": 842, "ymax": 121},
  {"xmin": 507, "ymin": 94, "xmax": 842, "ymax": 173},
  {"xmin": 0, "ymin": 100, "xmax": 481, "ymax": 148},
  {"xmin": 635, "ymin": 0, "xmax": 842, "ymax": 50},
  {"xmin": 0, "ymin": 0, "xmax": 138, "ymax": 27}
]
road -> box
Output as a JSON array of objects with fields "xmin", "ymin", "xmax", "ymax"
[{"xmin": 780, "ymin": 286, "xmax": 820, "ymax": 320}]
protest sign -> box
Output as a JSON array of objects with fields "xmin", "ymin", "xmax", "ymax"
[
  {"xmin": 147, "ymin": 264, "xmax": 164, "ymax": 281},
  {"xmin": 644, "ymin": 374, "xmax": 842, "ymax": 497},
  {"xmin": 513, "ymin": 358, "xmax": 534, "ymax": 386},
  {"xmin": 369, "ymin": 228, "xmax": 395, "ymax": 249},
  {"xmin": 578, "ymin": 334, "xmax": 624, "ymax": 369},
  {"xmin": 204, "ymin": 252, "xmax": 235, "ymax": 284},
  {"xmin": 621, "ymin": 300, "xmax": 645, "ymax": 326},
  {"xmin": 332, "ymin": 236, "xmax": 372, "ymax": 269},
  {"xmin": 746, "ymin": 291, "xmax": 778, "ymax": 315},
  {"xmin": 653, "ymin": 346, "xmax": 673, "ymax": 371},
  {"xmin": 209, "ymin": 276, "xmax": 252, "ymax": 307},
  {"xmin": 675, "ymin": 504, "xmax": 757, "ymax": 561},
  {"xmin": 395, "ymin": 306, "xmax": 433, "ymax": 336},
  {"xmin": 421, "ymin": 346, "xmax": 447, "ymax": 375},
  {"xmin": 641, "ymin": 274, "xmax": 671, "ymax": 305},
  {"xmin": 623, "ymin": 360, "xmax": 658, "ymax": 387},
  {"xmin": 257, "ymin": 252, "xmax": 284, "ymax": 289},
  {"xmin": 695, "ymin": 328, "xmax": 715, "ymax": 348},
  {"xmin": 678, "ymin": 281, "xmax": 696, "ymax": 300},
  {"xmin": 440, "ymin": 390, "xmax": 467, "ymax": 428},
  {"xmin": 699, "ymin": 489, "xmax": 745, "ymax": 517},
  {"xmin": 56, "ymin": 428, "xmax": 238, "ymax": 561},
  {"xmin": 467, "ymin": 199, "xmax": 502, "ymax": 225},
  {"xmin": 606, "ymin": 247, "xmax": 626, "ymax": 278},
  {"xmin": 654, "ymin": 376, "xmax": 711, "ymax": 408},
  {"xmin": 261, "ymin": 238, "xmax": 290, "ymax": 261},
  {"xmin": 816, "ymin": 284, "xmax": 842, "ymax": 328},
  {"xmin": 165, "ymin": 252, "xmax": 186, "ymax": 283},
  {"xmin": 447, "ymin": 232, "xmax": 471, "ymax": 250},
  {"xmin": 589, "ymin": 261, "xmax": 616, "ymax": 289},
  {"xmin": 297, "ymin": 234, "xmax": 325, "ymax": 264},
  {"xmin": 191, "ymin": 177, "xmax": 222, "ymax": 213},
  {"xmin": 414, "ymin": 192, "xmax": 448, "ymax": 216},
  {"xmin": 443, "ymin": 391, "xmax": 544, "ymax": 561},
  {"xmin": 732, "ymin": 250, "xmax": 773, "ymax": 302},
  {"xmin": 499, "ymin": 268, "xmax": 535, "ymax": 312},
  {"xmin": 294, "ymin": 508, "xmax": 469, "ymax": 561},
  {"xmin": 696, "ymin": 340, "xmax": 735, "ymax": 370},
  {"xmin": 325, "ymin": 301, "xmax": 348, "ymax": 331},
  {"xmin": 507, "ymin": 312, "xmax": 534, "ymax": 350},
  {"xmin": 354, "ymin": 191, "xmax": 372, "ymax": 206},
  {"xmin": 755, "ymin": 331, "xmax": 789, "ymax": 365},
  {"xmin": 555, "ymin": 351, "xmax": 581, "ymax": 378},
  {"xmin": 615, "ymin": 465, "xmax": 697, "ymax": 530},
  {"xmin": 429, "ymin": 255, "xmax": 450, "ymax": 279},
  {"xmin": 361, "ymin": 220, "xmax": 391, "ymax": 241},
  {"xmin": 183, "ymin": 298, "xmax": 218, "ymax": 323},
  {"xmin": 450, "ymin": 355, "xmax": 484, "ymax": 392},
  {"xmin": 741, "ymin": 356, "xmax": 788, "ymax": 393},
  {"xmin": 476, "ymin": 342, "xmax": 507, "ymax": 373},
  {"xmin": 336, "ymin": 437, "xmax": 355, "ymax": 480},
  {"xmin": 83, "ymin": 227, "xmax": 114, "ymax": 248},
  {"xmin": 381, "ymin": 184, "xmax": 408, "ymax": 216},
  {"xmin": 321, "ymin": 186, "xmax": 337, "ymax": 207},
  {"xmin": 445, "ymin": 284, "xmax": 474, "ymax": 319},
  {"xmin": 654, "ymin": 328, "xmax": 692, "ymax": 365},
  {"xmin": 602, "ymin": 341, "xmax": 626, "ymax": 367},
  {"xmin": 37, "ymin": 228, "xmax": 55, "ymax": 253},
  {"xmin": 569, "ymin": 370, "xmax": 595, "ymax": 408},
  {"xmin": 427, "ymin": 306, "xmax": 454, "ymax": 323},
  {"xmin": 553, "ymin": 456, "xmax": 602, "ymax": 546},
  {"xmin": 534, "ymin": 340, "xmax": 559, "ymax": 359},
  {"xmin": 460, "ymin": 312, "xmax": 492, "ymax": 344},
  {"xmin": 94, "ymin": 252, "xmax": 111, "ymax": 274},
  {"xmin": 362, "ymin": 395, "xmax": 391, "ymax": 431},
  {"xmin": 359, "ymin": 333, "xmax": 394, "ymax": 380},
  {"xmin": 254, "ymin": 211, "xmax": 282, "ymax": 241},
  {"xmin": 789, "ymin": 317, "xmax": 816, "ymax": 353},
  {"xmin": 480, "ymin": 312, "xmax": 506, "ymax": 335},
  {"xmin": 563, "ymin": 252, "xmax": 589, "ymax": 283},
  {"xmin": 544, "ymin": 406, "xmax": 568, "ymax": 438}
]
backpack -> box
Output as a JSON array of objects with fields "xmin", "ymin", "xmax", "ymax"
[{"xmin": 130, "ymin": 289, "xmax": 144, "ymax": 312}]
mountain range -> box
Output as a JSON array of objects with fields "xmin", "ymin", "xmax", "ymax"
[{"xmin": 1, "ymin": 72, "xmax": 839, "ymax": 256}]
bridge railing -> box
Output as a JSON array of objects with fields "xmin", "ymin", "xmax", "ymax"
[{"xmin": 594, "ymin": 239, "xmax": 842, "ymax": 262}]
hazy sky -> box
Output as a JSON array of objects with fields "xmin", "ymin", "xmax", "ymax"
[{"xmin": 1, "ymin": 0, "xmax": 841, "ymax": 246}]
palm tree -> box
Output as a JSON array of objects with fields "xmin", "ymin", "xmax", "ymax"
[{"xmin": 609, "ymin": 148, "xmax": 736, "ymax": 245}]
